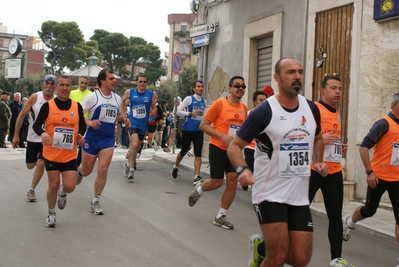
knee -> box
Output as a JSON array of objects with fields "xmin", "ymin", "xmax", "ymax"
[
  {"xmin": 49, "ymin": 181, "xmax": 60, "ymax": 192},
  {"xmin": 209, "ymin": 179, "xmax": 223, "ymax": 189},
  {"xmin": 360, "ymin": 206, "xmax": 376, "ymax": 218}
]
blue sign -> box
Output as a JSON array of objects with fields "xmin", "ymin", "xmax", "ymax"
[
  {"xmin": 193, "ymin": 34, "xmax": 210, "ymax": 48},
  {"xmin": 374, "ymin": 0, "xmax": 399, "ymax": 22},
  {"xmin": 173, "ymin": 52, "xmax": 181, "ymax": 75}
]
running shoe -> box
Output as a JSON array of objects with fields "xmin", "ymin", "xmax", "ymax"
[
  {"xmin": 127, "ymin": 169, "xmax": 134, "ymax": 180},
  {"xmin": 193, "ymin": 175, "xmax": 204, "ymax": 186},
  {"xmin": 188, "ymin": 183, "xmax": 202, "ymax": 207},
  {"xmin": 57, "ymin": 185, "xmax": 67, "ymax": 210},
  {"xmin": 342, "ymin": 214, "xmax": 355, "ymax": 241},
  {"xmin": 171, "ymin": 165, "xmax": 178, "ymax": 179},
  {"xmin": 213, "ymin": 215, "xmax": 234, "ymax": 230},
  {"xmin": 90, "ymin": 201, "xmax": 104, "ymax": 215},
  {"xmin": 27, "ymin": 189, "xmax": 37, "ymax": 202},
  {"xmin": 124, "ymin": 162, "xmax": 129, "ymax": 178},
  {"xmin": 76, "ymin": 170, "xmax": 83, "ymax": 185},
  {"xmin": 249, "ymin": 234, "xmax": 265, "ymax": 267},
  {"xmin": 153, "ymin": 142, "xmax": 158, "ymax": 151},
  {"xmin": 137, "ymin": 153, "xmax": 140, "ymax": 159},
  {"xmin": 125, "ymin": 150, "xmax": 130, "ymax": 159},
  {"xmin": 330, "ymin": 258, "xmax": 355, "ymax": 267},
  {"xmin": 45, "ymin": 211, "xmax": 57, "ymax": 228}
]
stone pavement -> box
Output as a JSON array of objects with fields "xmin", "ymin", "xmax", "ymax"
[{"xmin": 2, "ymin": 142, "xmax": 397, "ymax": 245}]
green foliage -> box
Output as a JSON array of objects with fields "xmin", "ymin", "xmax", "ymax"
[
  {"xmin": 38, "ymin": 21, "xmax": 87, "ymax": 74},
  {"xmin": 0, "ymin": 67, "xmax": 12, "ymax": 92},
  {"xmin": 173, "ymin": 31, "xmax": 190, "ymax": 38},
  {"xmin": 15, "ymin": 73, "xmax": 42, "ymax": 97},
  {"xmin": 90, "ymin": 30, "xmax": 131, "ymax": 74},
  {"xmin": 152, "ymin": 80, "xmax": 177, "ymax": 107},
  {"xmin": 0, "ymin": 67, "xmax": 41, "ymax": 98},
  {"xmin": 178, "ymin": 63, "xmax": 198, "ymax": 99}
]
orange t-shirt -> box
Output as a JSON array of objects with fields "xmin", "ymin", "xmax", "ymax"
[
  {"xmin": 43, "ymin": 99, "xmax": 79, "ymax": 163},
  {"xmin": 371, "ymin": 115, "xmax": 399, "ymax": 182},
  {"xmin": 311, "ymin": 102, "xmax": 342, "ymax": 174},
  {"xmin": 204, "ymin": 97, "xmax": 247, "ymax": 150}
]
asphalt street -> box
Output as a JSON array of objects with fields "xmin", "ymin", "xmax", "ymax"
[{"xmin": 0, "ymin": 146, "xmax": 398, "ymax": 266}]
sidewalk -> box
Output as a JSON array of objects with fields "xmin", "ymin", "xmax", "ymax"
[{"xmin": 135, "ymin": 147, "xmax": 397, "ymax": 245}]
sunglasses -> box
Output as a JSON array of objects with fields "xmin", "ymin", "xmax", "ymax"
[
  {"xmin": 138, "ymin": 80, "xmax": 147, "ymax": 83},
  {"xmin": 232, "ymin": 84, "xmax": 246, "ymax": 89}
]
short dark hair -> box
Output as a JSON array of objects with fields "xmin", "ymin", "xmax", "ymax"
[
  {"xmin": 252, "ymin": 91, "xmax": 266, "ymax": 102},
  {"xmin": 321, "ymin": 76, "xmax": 341, "ymax": 89},
  {"xmin": 229, "ymin": 76, "xmax": 244, "ymax": 87},
  {"xmin": 191, "ymin": 80, "xmax": 203, "ymax": 94},
  {"xmin": 97, "ymin": 69, "xmax": 113, "ymax": 87},
  {"xmin": 56, "ymin": 75, "xmax": 71, "ymax": 84},
  {"xmin": 136, "ymin": 74, "xmax": 147, "ymax": 81}
]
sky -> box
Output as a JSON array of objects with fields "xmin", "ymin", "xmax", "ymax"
[{"xmin": 2, "ymin": 0, "xmax": 192, "ymax": 58}]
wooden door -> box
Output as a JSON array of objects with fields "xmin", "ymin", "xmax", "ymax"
[{"xmin": 312, "ymin": 4, "xmax": 353, "ymax": 147}]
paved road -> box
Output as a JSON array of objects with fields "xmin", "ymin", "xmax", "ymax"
[{"xmin": 0, "ymin": 147, "xmax": 398, "ymax": 266}]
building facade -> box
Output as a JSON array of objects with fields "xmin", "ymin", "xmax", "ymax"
[
  {"xmin": 189, "ymin": 0, "xmax": 399, "ymax": 204},
  {"xmin": 0, "ymin": 24, "xmax": 45, "ymax": 76},
  {"xmin": 166, "ymin": 13, "xmax": 199, "ymax": 79}
]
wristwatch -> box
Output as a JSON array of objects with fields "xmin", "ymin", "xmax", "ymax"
[
  {"xmin": 366, "ymin": 169, "xmax": 374, "ymax": 175},
  {"xmin": 235, "ymin": 165, "xmax": 248, "ymax": 175}
]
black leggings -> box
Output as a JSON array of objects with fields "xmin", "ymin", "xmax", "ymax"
[
  {"xmin": 360, "ymin": 179, "xmax": 399, "ymax": 224},
  {"xmin": 179, "ymin": 130, "xmax": 203, "ymax": 157},
  {"xmin": 309, "ymin": 170, "xmax": 343, "ymax": 260}
]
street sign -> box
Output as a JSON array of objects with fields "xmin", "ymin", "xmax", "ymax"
[
  {"xmin": 193, "ymin": 34, "xmax": 209, "ymax": 48},
  {"xmin": 172, "ymin": 52, "xmax": 181, "ymax": 75},
  {"xmin": 189, "ymin": 23, "xmax": 216, "ymax": 38}
]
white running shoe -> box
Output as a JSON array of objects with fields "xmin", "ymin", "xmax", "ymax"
[
  {"xmin": 124, "ymin": 162, "xmax": 129, "ymax": 178},
  {"xmin": 57, "ymin": 185, "xmax": 67, "ymax": 210},
  {"xmin": 90, "ymin": 201, "xmax": 104, "ymax": 215},
  {"xmin": 45, "ymin": 211, "xmax": 57, "ymax": 228},
  {"xmin": 342, "ymin": 214, "xmax": 355, "ymax": 241}
]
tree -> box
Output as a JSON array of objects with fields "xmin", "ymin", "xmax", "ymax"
[
  {"xmin": 16, "ymin": 73, "xmax": 42, "ymax": 97},
  {"xmin": 152, "ymin": 80, "xmax": 176, "ymax": 107},
  {"xmin": 90, "ymin": 30, "xmax": 131, "ymax": 74},
  {"xmin": 38, "ymin": 21, "xmax": 87, "ymax": 74},
  {"xmin": 178, "ymin": 63, "xmax": 198, "ymax": 99}
]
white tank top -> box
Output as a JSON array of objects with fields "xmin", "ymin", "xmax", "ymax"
[
  {"xmin": 252, "ymin": 95, "xmax": 317, "ymax": 206},
  {"xmin": 27, "ymin": 92, "xmax": 46, "ymax": 142}
]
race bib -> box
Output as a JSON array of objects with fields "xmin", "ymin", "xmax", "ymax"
[
  {"xmin": 192, "ymin": 107, "xmax": 204, "ymax": 121},
  {"xmin": 99, "ymin": 105, "xmax": 117, "ymax": 123},
  {"xmin": 132, "ymin": 104, "xmax": 146, "ymax": 119},
  {"xmin": 279, "ymin": 143, "xmax": 310, "ymax": 177},
  {"xmin": 52, "ymin": 128, "xmax": 75, "ymax": 150},
  {"xmin": 228, "ymin": 124, "xmax": 241, "ymax": 137},
  {"xmin": 390, "ymin": 142, "xmax": 399, "ymax": 166},
  {"xmin": 323, "ymin": 139, "xmax": 342, "ymax": 162}
]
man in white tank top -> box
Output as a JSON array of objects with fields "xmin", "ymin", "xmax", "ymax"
[
  {"xmin": 12, "ymin": 75, "xmax": 56, "ymax": 202},
  {"xmin": 228, "ymin": 58, "xmax": 328, "ymax": 267}
]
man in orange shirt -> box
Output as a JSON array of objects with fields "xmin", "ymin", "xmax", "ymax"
[
  {"xmin": 33, "ymin": 75, "xmax": 86, "ymax": 228},
  {"xmin": 188, "ymin": 76, "xmax": 247, "ymax": 230},
  {"xmin": 343, "ymin": 92, "xmax": 399, "ymax": 265},
  {"xmin": 308, "ymin": 76, "xmax": 353, "ymax": 267}
]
